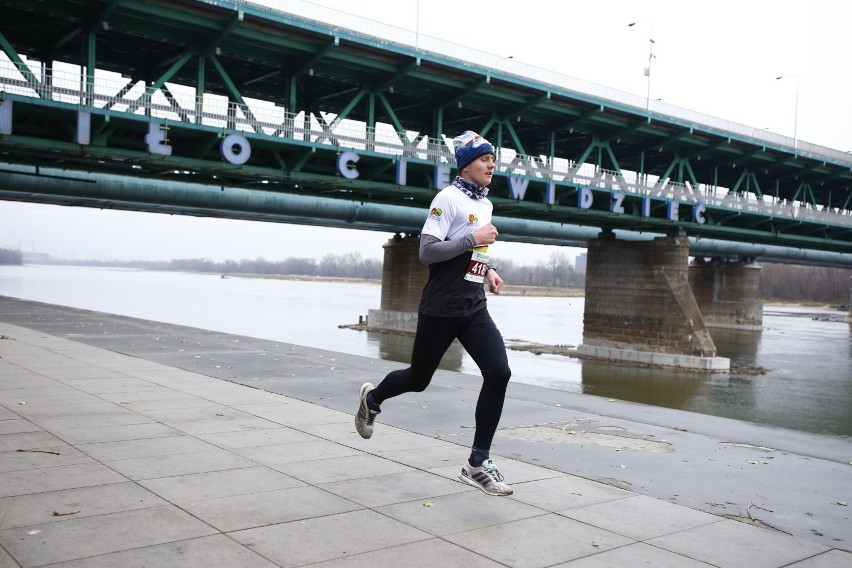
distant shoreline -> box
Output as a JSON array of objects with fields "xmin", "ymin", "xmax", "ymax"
[{"xmin": 219, "ymin": 272, "xmax": 585, "ymax": 297}]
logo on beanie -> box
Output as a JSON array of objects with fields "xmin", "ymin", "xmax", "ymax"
[{"xmin": 453, "ymin": 130, "xmax": 495, "ymax": 172}]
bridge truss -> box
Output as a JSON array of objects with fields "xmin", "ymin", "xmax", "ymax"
[{"xmin": 1, "ymin": 0, "xmax": 851, "ymax": 257}]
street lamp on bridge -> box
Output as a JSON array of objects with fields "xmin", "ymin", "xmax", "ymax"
[
  {"xmin": 628, "ymin": 20, "xmax": 655, "ymax": 112},
  {"xmin": 776, "ymin": 74, "xmax": 799, "ymax": 150}
]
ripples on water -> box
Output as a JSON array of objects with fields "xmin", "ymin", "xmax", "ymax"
[{"xmin": 1, "ymin": 265, "xmax": 850, "ymax": 437}]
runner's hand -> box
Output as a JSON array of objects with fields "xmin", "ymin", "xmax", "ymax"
[
  {"xmin": 473, "ymin": 223, "xmax": 498, "ymax": 245},
  {"xmin": 487, "ymin": 269, "xmax": 504, "ymax": 294}
]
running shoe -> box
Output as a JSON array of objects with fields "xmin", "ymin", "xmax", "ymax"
[
  {"xmin": 459, "ymin": 458, "xmax": 513, "ymax": 496},
  {"xmin": 355, "ymin": 382, "xmax": 378, "ymax": 439}
]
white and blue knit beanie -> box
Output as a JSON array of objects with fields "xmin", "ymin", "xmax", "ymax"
[{"xmin": 453, "ymin": 131, "xmax": 495, "ymax": 171}]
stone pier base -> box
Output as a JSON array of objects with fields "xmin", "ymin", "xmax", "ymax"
[
  {"xmin": 366, "ymin": 234, "xmax": 427, "ymax": 334},
  {"xmin": 578, "ymin": 234, "xmax": 730, "ymax": 372},
  {"xmin": 575, "ymin": 344, "xmax": 731, "ymax": 371}
]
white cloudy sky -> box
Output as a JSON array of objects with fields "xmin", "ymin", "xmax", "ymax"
[{"xmin": 1, "ymin": 0, "xmax": 850, "ymax": 264}]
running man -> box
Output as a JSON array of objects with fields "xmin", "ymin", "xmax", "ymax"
[{"xmin": 355, "ymin": 130, "xmax": 513, "ymax": 496}]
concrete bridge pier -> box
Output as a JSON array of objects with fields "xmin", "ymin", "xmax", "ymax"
[
  {"xmin": 688, "ymin": 257, "xmax": 763, "ymax": 330},
  {"xmin": 848, "ymin": 276, "xmax": 852, "ymax": 323},
  {"xmin": 367, "ymin": 234, "xmax": 427, "ymax": 333},
  {"xmin": 577, "ymin": 233, "xmax": 730, "ymax": 371}
]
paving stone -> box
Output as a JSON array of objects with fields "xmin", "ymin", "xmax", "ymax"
[
  {"xmin": 0, "ymin": 444, "xmax": 93, "ymax": 473},
  {"xmin": 304, "ymin": 538, "xmax": 506, "ymax": 567},
  {"xmin": 0, "ymin": 548, "xmax": 14, "ymax": 568},
  {"xmin": 195, "ymin": 426, "xmax": 318, "ymax": 449},
  {"xmin": 233, "ymin": 439, "xmax": 361, "ymax": 466},
  {"xmin": 646, "ymin": 519, "xmax": 830, "ymax": 568},
  {"xmin": 229, "ymin": 509, "xmax": 431, "ymax": 568},
  {"xmin": 375, "ymin": 444, "xmax": 466, "ymax": 470},
  {"xmin": 38, "ymin": 534, "xmax": 280, "ymax": 568},
  {"xmin": 443, "ymin": 513, "xmax": 634, "ymax": 568},
  {"xmin": 52, "ymin": 378, "xmax": 165, "ymax": 395},
  {"xmin": 508, "ymin": 474, "xmax": 634, "ymax": 511},
  {"xmin": 0, "ymin": 386, "xmax": 91, "ymax": 404},
  {"xmin": 0, "ymin": 481, "xmax": 167, "ymax": 530},
  {"xmin": 0, "ymin": 374, "xmax": 58, "ymax": 390},
  {"xmin": 76, "ymin": 435, "xmax": 218, "ymax": 461},
  {"xmin": 0, "ymin": 430, "xmax": 65, "ymax": 453},
  {"xmin": 0, "ymin": 461, "xmax": 127, "ymax": 498},
  {"xmin": 104, "ymin": 448, "xmax": 258, "ymax": 480},
  {"xmin": 29, "ymin": 410, "xmax": 153, "ymax": 431},
  {"xmin": 182, "ymin": 485, "xmax": 363, "ymax": 532},
  {"xmin": 138, "ymin": 465, "xmax": 305, "ymax": 503},
  {"xmin": 560, "ymin": 494, "xmax": 722, "ymax": 540},
  {"xmin": 376, "ymin": 490, "xmax": 547, "ymax": 536},
  {"xmin": 52, "ymin": 422, "xmax": 182, "ymax": 444},
  {"xmin": 234, "ymin": 402, "xmax": 351, "ymax": 426},
  {"xmin": 0, "ymin": 418, "xmax": 42, "ymax": 435},
  {"xmin": 319, "ymin": 470, "xmax": 471, "ymax": 508},
  {"xmin": 115, "ymin": 395, "xmax": 227, "ymax": 412},
  {"xmin": 274, "ymin": 453, "xmax": 414, "ymax": 484},
  {"xmin": 0, "ymin": 505, "xmax": 217, "ymax": 567},
  {"xmin": 784, "ymin": 550, "xmax": 852, "ymax": 568},
  {"xmin": 551, "ymin": 542, "xmax": 715, "ymax": 567},
  {"xmin": 182, "ymin": 386, "xmax": 286, "ymax": 405},
  {"xmin": 139, "ymin": 405, "xmax": 256, "ymax": 425}
]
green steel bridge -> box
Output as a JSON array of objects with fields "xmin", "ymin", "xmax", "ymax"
[{"xmin": 1, "ymin": 0, "xmax": 851, "ymax": 266}]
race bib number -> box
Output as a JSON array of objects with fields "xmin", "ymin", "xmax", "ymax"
[{"xmin": 464, "ymin": 247, "xmax": 489, "ymax": 284}]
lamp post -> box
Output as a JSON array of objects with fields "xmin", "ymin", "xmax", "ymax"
[
  {"xmin": 775, "ymin": 75, "xmax": 799, "ymax": 149},
  {"xmin": 628, "ymin": 20, "xmax": 655, "ymax": 112}
]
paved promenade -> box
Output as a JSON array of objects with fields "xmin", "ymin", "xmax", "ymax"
[{"xmin": 1, "ymin": 297, "xmax": 850, "ymax": 567}]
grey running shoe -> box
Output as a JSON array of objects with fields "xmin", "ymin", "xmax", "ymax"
[
  {"xmin": 459, "ymin": 459, "xmax": 513, "ymax": 496},
  {"xmin": 355, "ymin": 382, "xmax": 378, "ymax": 439}
]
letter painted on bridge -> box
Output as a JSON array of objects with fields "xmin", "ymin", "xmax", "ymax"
[
  {"xmin": 337, "ymin": 151, "xmax": 360, "ymax": 180},
  {"xmin": 611, "ymin": 191, "xmax": 626, "ymax": 214},
  {"xmin": 0, "ymin": 100, "xmax": 11, "ymax": 135},
  {"xmin": 77, "ymin": 110, "xmax": 91, "ymax": 145},
  {"xmin": 578, "ymin": 186, "xmax": 593, "ymax": 209},
  {"xmin": 509, "ymin": 176, "xmax": 530, "ymax": 200},
  {"xmin": 220, "ymin": 134, "xmax": 251, "ymax": 165},
  {"xmin": 667, "ymin": 201, "xmax": 680, "ymax": 222},
  {"xmin": 145, "ymin": 122, "xmax": 172, "ymax": 156},
  {"xmin": 434, "ymin": 165, "xmax": 451, "ymax": 190},
  {"xmin": 693, "ymin": 202, "xmax": 707, "ymax": 224},
  {"xmin": 395, "ymin": 158, "xmax": 407, "ymax": 185}
]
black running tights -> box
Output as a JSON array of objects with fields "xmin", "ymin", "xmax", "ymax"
[{"xmin": 370, "ymin": 308, "xmax": 511, "ymax": 451}]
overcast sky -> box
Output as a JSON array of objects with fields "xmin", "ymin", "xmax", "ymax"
[{"xmin": 1, "ymin": 0, "xmax": 850, "ymax": 264}]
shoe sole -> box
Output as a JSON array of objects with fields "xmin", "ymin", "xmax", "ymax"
[{"xmin": 458, "ymin": 471, "xmax": 513, "ymax": 496}]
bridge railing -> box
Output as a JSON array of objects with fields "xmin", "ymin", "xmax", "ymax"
[
  {"xmin": 233, "ymin": 0, "xmax": 852, "ymax": 168},
  {"xmin": 2, "ymin": 57, "xmax": 851, "ymax": 228}
]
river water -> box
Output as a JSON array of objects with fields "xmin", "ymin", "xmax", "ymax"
[{"xmin": 1, "ymin": 264, "xmax": 850, "ymax": 438}]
